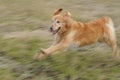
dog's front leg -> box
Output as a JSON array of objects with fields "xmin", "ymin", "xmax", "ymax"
[
  {"xmin": 36, "ymin": 41, "xmax": 69, "ymax": 60},
  {"xmin": 44, "ymin": 42, "xmax": 67, "ymax": 54}
]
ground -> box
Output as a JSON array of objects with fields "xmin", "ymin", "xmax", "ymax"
[{"xmin": 0, "ymin": 0, "xmax": 120, "ymax": 80}]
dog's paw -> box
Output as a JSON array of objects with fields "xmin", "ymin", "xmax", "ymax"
[
  {"xmin": 33, "ymin": 48, "xmax": 47, "ymax": 61},
  {"xmin": 34, "ymin": 53, "xmax": 40, "ymax": 61},
  {"xmin": 34, "ymin": 52, "xmax": 45, "ymax": 61},
  {"xmin": 40, "ymin": 48, "xmax": 46, "ymax": 54}
]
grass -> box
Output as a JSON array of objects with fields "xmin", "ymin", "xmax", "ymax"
[{"xmin": 0, "ymin": 0, "xmax": 120, "ymax": 80}]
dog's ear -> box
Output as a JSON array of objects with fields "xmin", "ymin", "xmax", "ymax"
[
  {"xmin": 64, "ymin": 11, "xmax": 71, "ymax": 17},
  {"xmin": 54, "ymin": 8, "xmax": 63, "ymax": 15}
]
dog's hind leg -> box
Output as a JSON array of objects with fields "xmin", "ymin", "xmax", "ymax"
[
  {"xmin": 103, "ymin": 19, "xmax": 119, "ymax": 57},
  {"xmin": 103, "ymin": 37, "xmax": 119, "ymax": 57}
]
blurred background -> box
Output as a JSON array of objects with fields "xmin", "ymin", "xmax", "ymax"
[{"xmin": 0, "ymin": 0, "xmax": 120, "ymax": 80}]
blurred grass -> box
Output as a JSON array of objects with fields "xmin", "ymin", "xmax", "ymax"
[
  {"xmin": 0, "ymin": 38, "xmax": 50, "ymax": 63},
  {"xmin": 0, "ymin": 0, "xmax": 120, "ymax": 80}
]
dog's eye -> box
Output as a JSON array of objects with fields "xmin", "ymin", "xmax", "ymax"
[{"xmin": 56, "ymin": 21, "xmax": 60, "ymax": 23}]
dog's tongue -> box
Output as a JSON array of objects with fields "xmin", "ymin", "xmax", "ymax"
[
  {"xmin": 52, "ymin": 30, "xmax": 57, "ymax": 35},
  {"xmin": 49, "ymin": 29, "xmax": 57, "ymax": 35},
  {"xmin": 49, "ymin": 29, "xmax": 55, "ymax": 34}
]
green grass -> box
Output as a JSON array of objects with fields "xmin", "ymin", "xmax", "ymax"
[
  {"xmin": 0, "ymin": 0, "xmax": 120, "ymax": 80},
  {"xmin": 0, "ymin": 37, "xmax": 119, "ymax": 80}
]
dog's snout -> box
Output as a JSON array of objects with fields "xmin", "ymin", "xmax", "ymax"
[{"xmin": 50, "ymin": 27, "xmax": 52, "ymax": 30}]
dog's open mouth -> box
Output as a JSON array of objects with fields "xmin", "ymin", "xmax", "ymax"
[{"xmin": 50, "ymin": 27, "xmax": 61, "ymax": 35}]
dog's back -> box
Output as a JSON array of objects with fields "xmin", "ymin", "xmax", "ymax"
[{"xmin": 72, "ymin": 16, "xmax": 119, "ymax": 56}]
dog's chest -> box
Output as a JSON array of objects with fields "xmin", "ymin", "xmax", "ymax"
[
  {"xmin": 54, "ymin": 34, "xmax": 61, "ymax": 43},
  {"xmin": 66, "ymin": 31, "xmax": 81, "ymax": 50}
]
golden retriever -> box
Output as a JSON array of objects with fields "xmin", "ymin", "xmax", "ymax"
[{"xmin": 35, "ymin": 8, "xmax": 119, "ymax": 60}]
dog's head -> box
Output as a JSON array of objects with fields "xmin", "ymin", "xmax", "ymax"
[{"xmin": 49, "ymin": 8, "xmax": 72, "ymax": 35}]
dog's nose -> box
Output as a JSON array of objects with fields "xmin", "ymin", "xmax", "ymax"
[{"xmin": 49, "ymin": 27, "xmax": 53, "ymax": 32}]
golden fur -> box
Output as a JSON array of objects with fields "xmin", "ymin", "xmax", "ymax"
[{"xmin": 35, "ymin": 9, "xmax": 119, "ymax": 60}]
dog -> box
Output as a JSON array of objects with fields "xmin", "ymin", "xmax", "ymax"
[{"xmin": 35, "ymin": 8, "xmax": 119, "ymax": 60}]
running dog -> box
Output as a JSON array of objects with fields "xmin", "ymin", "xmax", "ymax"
[{"xmin": 35, "ymin": 8, "xmax": 119, "ymax": 60}]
